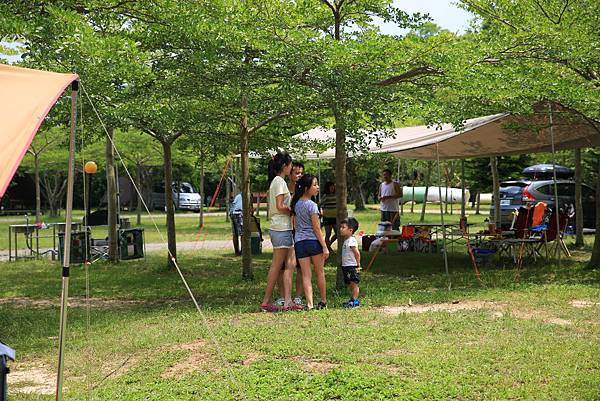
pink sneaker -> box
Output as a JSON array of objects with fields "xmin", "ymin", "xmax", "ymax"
[
  {"xmin": 283, "ymin": 304, "xmax": 304, "ymax": 311},
  {"xmin": 260, "ymin": 303, "xmax": 280, "ymax": 312}
]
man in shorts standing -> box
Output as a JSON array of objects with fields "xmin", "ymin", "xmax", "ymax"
[{"xmin": 379, "ymin": 169, "xmax": 402, "ymax": 231}]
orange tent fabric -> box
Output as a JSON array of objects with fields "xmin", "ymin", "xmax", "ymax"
[{"xmin": 0, "ymin": 64, "xmax": 78, "ymax": 197}]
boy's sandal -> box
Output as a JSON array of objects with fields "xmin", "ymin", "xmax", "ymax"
[{"xmin": 316, "ymin": 301, "xmax": 327, "ymax": 310}]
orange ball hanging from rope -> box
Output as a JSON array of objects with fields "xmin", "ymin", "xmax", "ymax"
[{"xmin": 84, "ymin": 161, "xmax": 97, "ymax": 174}]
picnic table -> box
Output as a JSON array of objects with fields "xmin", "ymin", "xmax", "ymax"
[{"xmin": 8, "ymin": 222, "xmax": 81, "ymax": 261}]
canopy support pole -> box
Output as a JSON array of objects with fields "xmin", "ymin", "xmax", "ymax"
[
  {"xmin": 55, "ymin": 80, "xmax": 78, "ymax": 401},
  {"xmin": 436, "ymin": 144, "xmax": 451, "ymax": 290},
  {"xmin": 549, "ymin": 104, "xmax": 562, "ymax": 266},
  {"xmin": 397, "ymin": 159, "xmax": 403, "ymax": 215},
  {"xmin": 317, "ymin": 156, "xmax": 321, "ymax": 203},
  {"xmin": 461, "ymin": 159, "xmax": 466, "ymax": 217}
]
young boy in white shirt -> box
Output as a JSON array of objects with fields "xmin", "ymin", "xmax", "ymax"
[{"xmin": 340, "ymin": 218, "xmax": 361, "ymax": 308}]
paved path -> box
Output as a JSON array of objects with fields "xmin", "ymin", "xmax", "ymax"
[
  {"xmin": 145, "ymin": 239, "xmax": 273, "ymax": 252},
  {"xmin": 0, "ymin": 239, "xmax": 273, "ymax": 261}
]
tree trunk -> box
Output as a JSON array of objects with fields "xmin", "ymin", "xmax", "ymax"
[
  {"xmin": 475, "ymin": 192, "xmax": 481, "ymax": 215},
  {"xmin": 347, "ymin": 158, "xmax": 365, "ymax": 211},
  {"xmin": 162, "ymin": 140, "xmax": 177, "ymax": 266},
  {"xmin": 225, "ymin": 167, "xmax": 231, "ymax": 222},
  {"xmin": 199, "ymin": 152, "xmax": 205, "ymax": 228},
  {"xmin": 240, "ymin": 122, "xmax": 253, "ymax": 280},
  {"xmin": 490, "ymin": 156, "xmax": 500, "ymax": 227},
  {"xmin": 574, "ymin": 148, "xmax": 584, "ymax": 247},
  {"xmin": 136, "ymin": 162, "xmax": 142, "ymax": 226},
  {"xmin": 354, "ymin": 185, "xmax": 366, "ymax": 211},
  {"xmin": 34, "ymin": 154, "xmax": 41, "ymax": 223},
  {"xmin": 420, "ymin": 162, "xmax": 432, "ymax": 222},
  {"xmin": 106, "ymin": 127, "xmax": 119, "ymax": 263},
  {"xmin": 333, "ymin": 105, "xmax": 348, "ymax": 289},
  {"xmin": 588, "ymin": 155, "xmax": 600, "ymax": 268}
]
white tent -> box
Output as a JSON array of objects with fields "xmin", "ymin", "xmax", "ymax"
[{"xmin": 294, "ymin": 111, "xmax": 600, "ymax": 160}]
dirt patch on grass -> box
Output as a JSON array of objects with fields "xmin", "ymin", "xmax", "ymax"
[
  {"xmin": 9, "ymin": 363, "xmax": 55, "ymax": 395},
  {"xmin": 293, "ymin": 357, "xmax": 338, "ymax": 374},
  {"xmin": 0, "ymin": 296, "xmax": 186, "ymax": 309},
  {"xmin": 241, "ymin": 352, "xmax": 263, "ymax": 366},
  {"xmin": 379, "ymin": 300, "xmax": 498, "ymax": 315},
  {"xmin": 162, "ymin": 339, "xmax": 219, "ymax": 378},
  {"xmin": 509, "ymin": 309, "xmax": 572, "ymax": 326},
  {"xmin": 570, "ymin": 300, "xmax": 600, "ymax": 308},
  {"xmin": 379, "ymin": 300, "xmax": 576, "ymax": 326}
]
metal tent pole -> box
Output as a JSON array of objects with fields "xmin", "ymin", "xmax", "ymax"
[
  {"xmin": 549, "ymin": 104, "xmax": 561, "ymax": 266},
  {"xmin": 317, "ymin": 156, "xmax": 321, "ymax": 203},
  {"xmin": 436, "ymin": 144, "xmax": 451, "ymax": 290},
  {"xmin": 55, "ymin": 80, "xmax": 78, "ymax": 401},
  {"xmin": 461, "ymin": 159, "xmax": 466, "ymax": 217}
]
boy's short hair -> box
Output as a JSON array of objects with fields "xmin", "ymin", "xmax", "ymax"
[
  {"xmin": 292, "ymin": 161, "xmax": 305, "ymax": 170},
  {"xmin": 382, "ymin": 169, "xmax": 392, "ymax": 175},
  {"xmin": 341, "ymin": 217, "xmax": 359, "ymax": 233}
]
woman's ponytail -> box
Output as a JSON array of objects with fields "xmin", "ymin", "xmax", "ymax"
[
  {"xmin": 290, "ymin": 173, "xmax": 315, "ymax": 213},
  {"xmin": 268, "ymin": 151, "xmax": 292, "ymax": 183}
]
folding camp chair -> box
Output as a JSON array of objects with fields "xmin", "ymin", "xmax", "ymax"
[
  {"xmin": 535, "ymin": 209, "xmax": 570, "ymax": 259},
  {"xmin": 513, "ymin": 206, "xmax": 535, "ymax": 239},
  {"xmin": 531, "ymin": 202, "xmax": 547, "ymax": 228}
]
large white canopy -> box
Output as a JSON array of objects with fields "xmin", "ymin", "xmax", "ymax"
[{"xmin": 294, "ymin": 111, "xmax": 600, "ymax": 160}]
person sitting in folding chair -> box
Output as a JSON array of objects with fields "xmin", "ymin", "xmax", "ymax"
[{"xmin": 229, "ymin": 192, "xmax": 243, "ymax": 256}]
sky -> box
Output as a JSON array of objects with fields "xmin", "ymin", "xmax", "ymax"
[
  {"xmin": 0, "ymin": 1, "xmax": 473, "ymax": 63},
  {"xmin": 382, "ymin": 0, "xmax": 474, "ymax": 34}
]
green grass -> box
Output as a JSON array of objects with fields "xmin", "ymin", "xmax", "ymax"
[{"xmin": 1, "ymin": 240, "xmax": 599, "ymax": 400}]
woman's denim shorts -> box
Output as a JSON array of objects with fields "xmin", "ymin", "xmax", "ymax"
[
  {"xmin": 295, "ymin": 239, "xmax": 323, "ymax": 259},
  {"xmin": 269, "ymin": 229, "xmax": 294, "ymax": 249}
]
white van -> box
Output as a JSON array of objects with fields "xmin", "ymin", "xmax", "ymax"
[{"xmin": 152, "ymin": 182, "xmax": 202, "ymax": 212}]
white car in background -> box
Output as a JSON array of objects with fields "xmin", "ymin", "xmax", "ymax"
[{"xmin": 152, "ymin": 182, "xmax": 202, "ymax": 212}]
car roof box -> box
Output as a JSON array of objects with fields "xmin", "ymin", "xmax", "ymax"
[{"xmin": 522, "ymin": 164, "xmax": 574, "ymax": 179}]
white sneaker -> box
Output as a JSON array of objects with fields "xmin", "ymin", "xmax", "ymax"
[
  {"xmin": 293, "ymin": 297, "xmax": 303, "ymax": 306},
  {"xmin": 275, "ymin": 298, "xmax": 285, "ymax": 307}
]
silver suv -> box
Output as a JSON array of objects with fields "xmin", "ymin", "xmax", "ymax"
[{"xmin": 493, "ymin": 171, "xmax": 596, "ymax": 230}]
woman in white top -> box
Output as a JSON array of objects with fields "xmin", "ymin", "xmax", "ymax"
[{"xmin": 261, "ymin": 152, "xmax": 302, "ymax": 312}]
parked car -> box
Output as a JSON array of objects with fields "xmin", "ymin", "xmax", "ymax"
[
  {"xmin": 152, "ymin": 182, "xmax": 202, "ymax": 212},
  {"xmin": 492, "ymin": 179, "xmax": 596, "ymax": 229}
]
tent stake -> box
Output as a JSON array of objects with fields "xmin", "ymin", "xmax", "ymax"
[{"xmin": 55, "ymin": 80, "xmax": 78, "ymax": 401}]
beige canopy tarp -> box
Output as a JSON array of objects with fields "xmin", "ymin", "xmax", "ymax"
[
  {"xmin": 296, "ymin": 111, "xmax": 600, "ymax": 160},
  {"xmin": 0, "ymin": 64, "xmax": 79, "ymax": 197}
]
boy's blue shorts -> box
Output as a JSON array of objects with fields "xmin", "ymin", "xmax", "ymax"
[{"xmin": 342, "ymin": 266, "xmax": 360, "ymax": 284}]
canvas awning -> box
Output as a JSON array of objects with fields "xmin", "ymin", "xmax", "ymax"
[
  {"xmin": 0, "ymin": 64, "xmax": 79, "ymax": 197},
  {"xmin": 295, "ymin": 110, "xmax": 600, "ymax": 160}
]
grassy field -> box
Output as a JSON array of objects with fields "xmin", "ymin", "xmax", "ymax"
[
  {"xmin": 0, "ymin": 204, "xmax": 487, "ymax": 251},
  {"xmin": 1, "ymin": 232, "xmax": 599, "ymax": 400}
]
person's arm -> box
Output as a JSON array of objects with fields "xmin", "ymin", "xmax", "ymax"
[
  {"xmin": 275, "ymin": 193, "xmax": 291, "ymax": 214},
  {"xmin": 393, "ymin": 182, "xmax": 403, "ymax": 199},
  {"xmin": 310, "ymin": 212, "xmax": 329, "ymax": 259},
  {"xmin": 378, "ymin": 183, "xmax": 384, "ymax": 201},
  {"xmin": 351, "ymin": 245, "xmax": 361, "ymax": 270}
]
